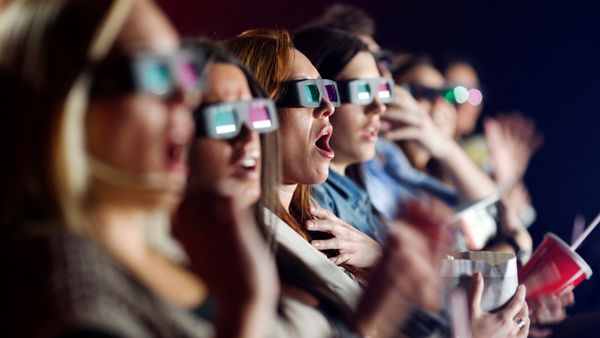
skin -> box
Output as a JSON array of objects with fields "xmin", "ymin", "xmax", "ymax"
[
  {"xmin": 307, "ymin": 51, "xmax": 385, "ymax": 269},
  {"xmin": 277, "ymin": 48, "xmax": 335, "ymax": 209},
  {"xmin": 176, "ymin": 62, "xmax": 278, "ymax": 338},
  {"xmin": 445, "ymin": 62, "xmax": 483, "ymax": 138},
  {"xmin": 85, "ymin": 0, "xmax": 206, "ymax": 311},
  {"xmin": 188, "ymin": 63, "xmax": 260, "ymax": 210},
  {"xmin": 329, "ymin": 51, "xmax": 386, "ymax": 172},
  {"xmin": 86, "ymin": 0, "xmax": 195, "ymax": 211}
]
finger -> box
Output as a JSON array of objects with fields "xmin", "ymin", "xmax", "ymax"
[
  {"xmin": 305, "ymin": 219, "xmax": 336, "ymax": 233},
  {"xmin": 310, "ymin": 207, "xmax": 334, "ymax": 220},
  {"xmin": 311, "ymin": 237, "xmax": 344, "ymax": 251},
  {"xmin": 560, "ymin": 289, "xmax": 575, "ymax": 306},
  {"xmin": 329, "ymin": 254, "xmax": 351, "ymax": 266},
  {"xmin": 384, "ymin": 127, "xmax": 421, "ymax": 142},
  {"xmin": 510, "ymin": 304, "xmax": 530, "ymax": 337},
  {"xmin": 469, "ymin": 272, "xmax": 484, "ymax": 317},
  {"xmin": 503, "ymin": 285, "xmax": 527, "ymax": 319},
  {"xmin": 381, "ymin": 110, "xmax": 423, "ymax": 127}
]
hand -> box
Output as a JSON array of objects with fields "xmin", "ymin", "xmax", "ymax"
[
  {"xmin": 382, "ymin": 86, "xmax": 453, "ymax": 159},
  {"xmin": 172, "ymin": 179, "xmax": 278, "ymax": 338},
  {"xmin": 354, "ymin": 207, "xmax": 447, "ymax": 338},
  {"xmin": 306, "ymin": 207, "xmax": 382, "ymax": 268},
  {"xmin": 484, "ymin": 113, "xmax": 544, "ymax": 192},
  {"xmin": 355, "ymin": 226, "xmax": 442, "ymax": 338},
  {"xmin": 528, "ymin": 290, "xmax": 575, "ymax": 338},
  {"xmin": 470, "ymin": 273, "xmax": 530, "ymax": 338}
]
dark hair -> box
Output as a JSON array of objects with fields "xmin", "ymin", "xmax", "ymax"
[
  {"xmin": 438, "ymin": 52, "xmax": 484, "ymax": 82},
  {"xmin": 300, "ymin": 3, "xmax": 375, "ymax": 37},
  {"xmin": 391, "ymin": 53, "xmax": 435, "ymax": 84},
  {"xmin": 293, "ymin": 26, "xmax": 369, "ymax": 80}
]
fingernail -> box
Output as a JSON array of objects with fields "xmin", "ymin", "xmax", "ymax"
[
  {"xmin": 312, "ymin": 241, "xmax": 320, "ymax": 247},
  {"xmin": 306, "ymin": 221, "xmax": 314, "ymax": 229}
]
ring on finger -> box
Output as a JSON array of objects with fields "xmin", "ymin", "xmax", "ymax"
[{"xmin": 514, "ymin": 317, "xmax": 526, "ymax": 330}]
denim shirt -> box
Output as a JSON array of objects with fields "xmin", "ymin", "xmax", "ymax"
[
  {"xmin": 364, "ymin": 139, "xmax": 458, "ymax": 220},
  {"xmin": 312, "ymin": 169, "xmax": 386, "ymax": 244}
]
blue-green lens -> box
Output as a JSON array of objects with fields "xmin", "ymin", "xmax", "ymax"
[
  {"xmin": 304, "ymin": 84, "xmax": 320, "ymax": 103},
  {"xmin": 214, "ymin": 106, "xmax": 238, "ymax": 135},
  {"xmin": 143, "ymin": 62, "xmax": 171, "ymax": 95}
]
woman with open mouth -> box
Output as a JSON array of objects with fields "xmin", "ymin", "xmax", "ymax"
[{"xmin": 226, "ymin": 28, "xmax": 448, "ymax": 338}]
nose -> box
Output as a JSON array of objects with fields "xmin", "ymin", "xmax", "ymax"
[
  {"xmin": 366, "ymin": 96, "xmax": 387, "ymax": 116},
  {"xmin": 229, "ymin": 123, "xmax": 259, "ymax": 150},
  {"xmin": 165, "ymin": 86, "xmax": 201, "ymax": 144},
  {"xmin": 313, "ymin": 96, "xmax": 335, "ymax": 119}
]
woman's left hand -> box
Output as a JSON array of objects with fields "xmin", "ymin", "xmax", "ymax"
[{"xmin": 305, "ymin": 207, "xmax": 382, "ymax": 268}]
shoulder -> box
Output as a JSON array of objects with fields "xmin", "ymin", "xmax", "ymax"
[{"xmin": 4, "ymin": 228, "xmax": 211, "ymax": 338}]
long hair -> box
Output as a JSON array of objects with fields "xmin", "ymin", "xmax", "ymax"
[
  {"xmin": 224, "ymin": 29, "xmax": 313, "ymax": 241},
  {"xmin": 184, "ymin": 39, "xmax": 282, "ymax": 244},
  {"xmin": 0, "ymin": 0, "xmax": 133, "ymax": 234}
]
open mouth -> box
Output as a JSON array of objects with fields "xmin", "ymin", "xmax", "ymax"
[
  {"xmin": 314, "ymin": 126, "xmax": 335, "ymax": 159},
  {"xmin": 362, "ymin": 123, "xmax": 381, "ymax": 142},
  {"xmin": 233, "ymin": 149, "xmax": 260, "ymax": 179},
  {"xmin": 166, "ymin": 143, "xmax": 187, "ymax": 174}
]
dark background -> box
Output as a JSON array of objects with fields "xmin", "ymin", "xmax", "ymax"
[{"xmin": 157, "ymin": 0, "xmax": 600, "ymax": 313}]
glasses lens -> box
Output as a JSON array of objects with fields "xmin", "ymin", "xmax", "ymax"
[
  {"xmin": 142, "ymin": 61, "xmax": 172, "ymax": 95},
  {"xmin": 378, "ymin": 82, "xmax": 392, "ymax": 99},
  {"xmin": 453, "ymin": 86, "xmax": 469, "ymax": 104},
  {"xmin": 324, "ymin": 84, "xmax": 339, "ymax": 102},
  {"xmin": 249, "ymin": 102, "xmax": 273, "ymax": 130},
  {"xmin": 214, "ymin": 106, "xmax": 238, "ymax": 135},
  {"xmin": 304, "ymin": 84, "xmax": 320, "ymax": 103},
  {"xmin": 357, "ymin": 83, "xmax": 371, "ymax": 101},
  {"xmin": 468, "ymin": 88, "xmax": 483, "ymax": 105},
  {"xmin": 178, "ymin": 58, "xmax": 201, "ymax": 89}
]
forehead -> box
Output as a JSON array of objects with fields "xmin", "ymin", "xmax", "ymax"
[
  {"xmin": 287, "ymin": 48, "xmax": 320, "ymax": 81},
  {"xmin": 337, "ymin": 51, "xmax": 379, "ymax": 80},
  {"xmin": 445, "ymin": 63, "xmax": 480, "ymax": 87},
  {"xmin": 203, "ymin": 63, "xmax": 251, "ymax": 102},
  {"xmin": 115, "ymin": 0, "xmax": 179, "ymax": 54},
  {"xmin": 408, "ymin": 64, "xmax": 445, "ymax": 88}
]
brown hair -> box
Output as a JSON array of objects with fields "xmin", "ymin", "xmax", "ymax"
[{"xmin": 224, "ymin": 29, "xmax": 313, "ymax": 241}]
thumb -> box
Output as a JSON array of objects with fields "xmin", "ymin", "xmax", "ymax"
[{"xmin": 469, "ymin": 272, "xmax": 484, "ymax": 317}]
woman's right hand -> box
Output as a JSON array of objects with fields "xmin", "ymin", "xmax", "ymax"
[
  {"xmin": 172, "ymin": 179, "xmax": 279, "ymax": 338},
  {"xmin": 354, "ymin": 219, "xmax": 444, "ymax": 338},
  {"xmin": 470, "ymin": 272, "xmax": 530, "ymax": 338}
]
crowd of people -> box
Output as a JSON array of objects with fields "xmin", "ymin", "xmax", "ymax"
[{"xmin": 0, "ymin": 0, "xmax": 587, "ymax": 337}]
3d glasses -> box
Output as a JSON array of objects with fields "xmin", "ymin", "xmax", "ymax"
[
  {"xmin": 408, "ymin": 84, "xmax": 483, "ymax": 106},
  {"xmin": 91, "ymin": 47, "xmax": 205, "ymax": 98},
  {"xmin": 276, "ymin": 79, "xmax": 341, "ymax": 108},
  {"xmin": 337, "ymin": 77, "xmax": 395, "ymax": 105},
  {"xmin": 195, "ymin": 98, "xmax": 279, "ymax": 139}
]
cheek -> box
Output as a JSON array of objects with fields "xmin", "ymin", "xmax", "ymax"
[
  {"xmin": 279, "ymin": 112, "xmax": 311, "ymax": 159},
  {"xmin": 86, "ymin": 96, "xmax": 168, "ymax": 172},
  {"xmin": 191, "ymin": 141, "xmax": 232, "ymax": 189},
  {"xmin": 330, "ymin": 109, "xmax": 360, "ymax": 145}
]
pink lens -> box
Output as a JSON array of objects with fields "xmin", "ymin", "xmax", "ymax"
[{"xmin": 249, "ymin": 103, "xmax": 272, "ymax": 130}]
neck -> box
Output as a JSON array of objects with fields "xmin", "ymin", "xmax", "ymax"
[
  {"xmin": 278, "ymin": 183, "xmax": 298, "ymax": 211},
  {"xmin": 89, "ymin": 198, "xmax": 207, "ymax": 308},
  {"xmin": 89, "ymin": 200, "xmax": 149, "ymax": 264},
  {"xmin": 330, "ymin": 161, "xmax": 349, "ymax": 175}
]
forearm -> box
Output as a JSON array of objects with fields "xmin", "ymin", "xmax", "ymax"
[
  {"xmin": 216, "ymin": 295, "xmax": 277, "ymax": 338},
  {"xmin": 434, "ymin": 141, "xmax": 496, "ymax": 202}
]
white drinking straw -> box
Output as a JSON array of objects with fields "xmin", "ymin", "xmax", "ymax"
[{"xmin": 571, "ymin": 212, "xmax": 600, "ymax": 251}]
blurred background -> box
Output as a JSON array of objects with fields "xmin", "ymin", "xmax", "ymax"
[{"xmin": 157, "ymin": 0, "xmax": 600, "ymax": 313}]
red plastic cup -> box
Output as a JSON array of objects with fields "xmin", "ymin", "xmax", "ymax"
[{"xmin": 518, "ymin": 233, "xmax": 592, "ymax": 299}]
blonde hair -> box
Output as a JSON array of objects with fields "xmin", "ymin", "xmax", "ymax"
[{"xmin": 0, "ymin": 0, "xmax": 133, "ymax": 233}]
